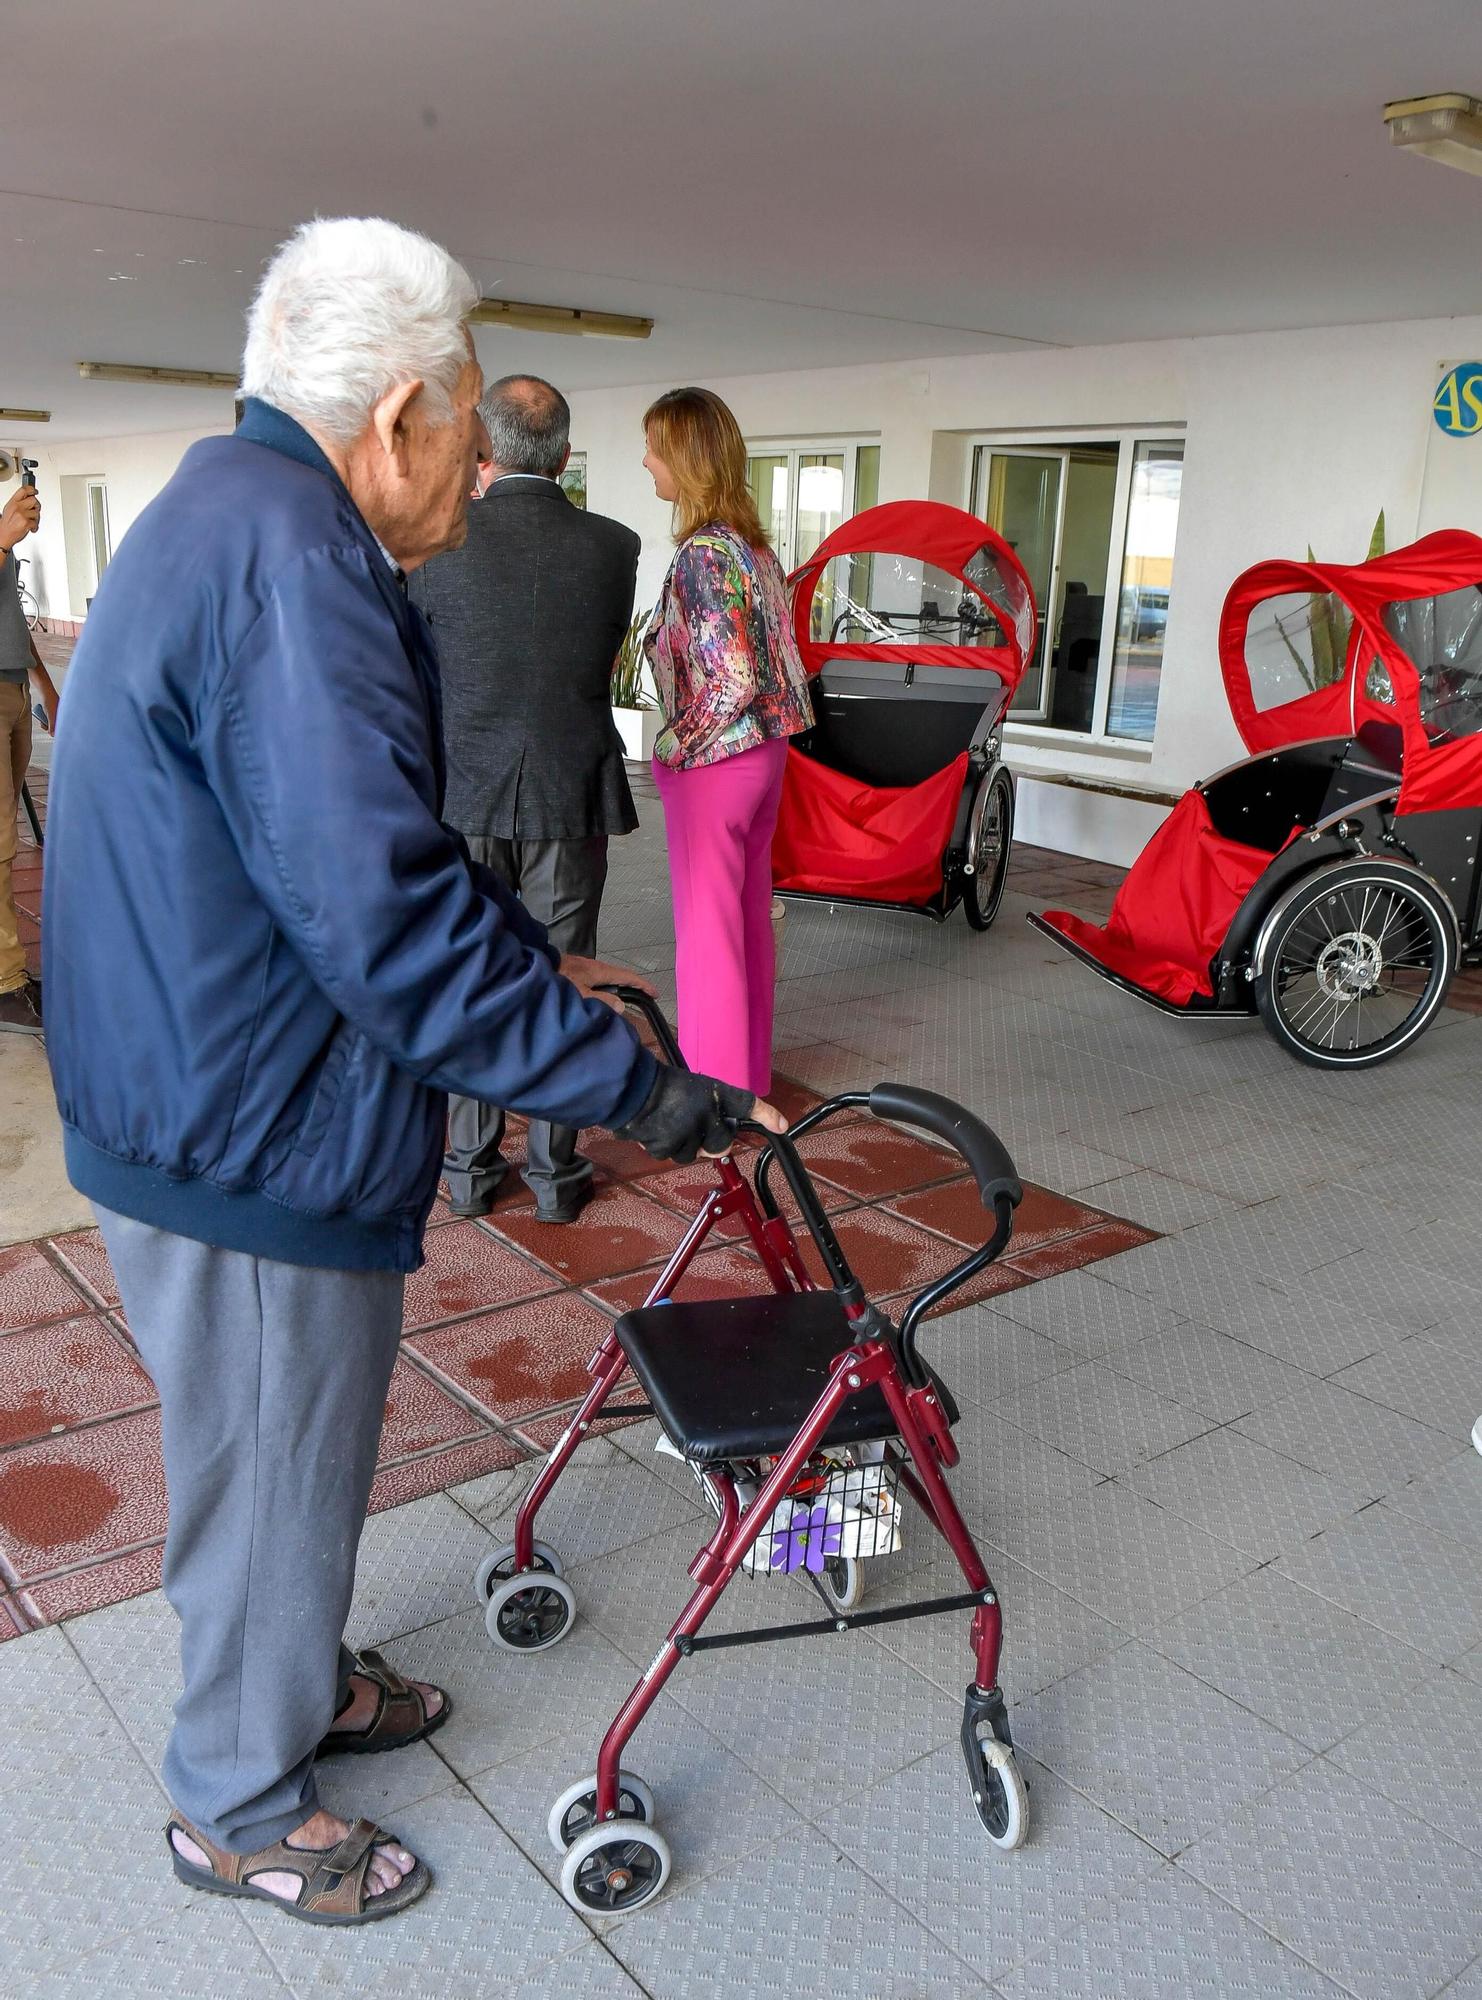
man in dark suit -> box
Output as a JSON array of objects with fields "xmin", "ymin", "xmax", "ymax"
[{"xmin": 411, "ymin": 375, "xmax": 640, "ymax": 1222}]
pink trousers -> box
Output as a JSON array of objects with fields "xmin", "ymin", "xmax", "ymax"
[{"xmin": 653, "ymin": 736, "xmax": 789, "ymax": 1096}]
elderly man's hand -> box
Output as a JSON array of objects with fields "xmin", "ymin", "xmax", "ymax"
[
  {"xmin": 0, "ymin": 488, "xmax": 41, "ymax": 552},
  {"xmin": 562, "ymin": 954, "xmax": 659, "ymax": 1014}
]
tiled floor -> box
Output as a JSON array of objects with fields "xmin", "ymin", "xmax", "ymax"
[{"xmin": 5, "ymin": 762, "xmax": 1482, "ymax": 1997}]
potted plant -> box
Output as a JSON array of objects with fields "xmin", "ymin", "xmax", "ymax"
[{"xmin": 611, "ymin": 609, "xmax": 661, "ymax": 762}]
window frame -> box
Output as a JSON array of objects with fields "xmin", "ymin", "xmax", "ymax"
[
  {"xmin": 965, "ymin": 424, "xmax": 1186, "ymax": 751},
  {"xmin": 743, "ymin": 436, "xmax": 881, "ymax": 572}
]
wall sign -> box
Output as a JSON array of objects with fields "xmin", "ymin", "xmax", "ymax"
[{"xmin": 1433, "ymin": 362, "xmax": 1482, "ymax": 437}]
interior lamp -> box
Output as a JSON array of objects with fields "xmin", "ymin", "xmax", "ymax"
[{"xmin": 1383, "ymin": 94, "xmax": 1482, "ymax": 177}]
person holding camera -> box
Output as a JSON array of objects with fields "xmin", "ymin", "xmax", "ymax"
[{"xmin": 0, "ymin": 477, "xmax": 58, "ymax": 1035}]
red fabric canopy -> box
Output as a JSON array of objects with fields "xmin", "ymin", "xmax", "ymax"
[
  {"xmin": 1040, "ymin": 790, "xmax": 1285, "ymax": 1006},
  {"xmin": 1219, "ymin": 531, "xmax": 1482, "ymax": 812},
  {"xmin": 772, "ymin": 748, "xmax": 969, "ymax": 906},
  {"xmin": 788, "ymin": 499, "xmax": 1036, "ymax": 690}
]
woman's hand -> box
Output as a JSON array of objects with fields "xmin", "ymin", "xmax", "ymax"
[{"xmin": 652, "ymin": 724, "xmax": 681, "ymax": 767}]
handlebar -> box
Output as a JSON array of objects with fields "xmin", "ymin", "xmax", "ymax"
[
  {"xmin": 866, "ymin": 1083, "xmax": 1022, "ymax": 1211},
  {"xmin": 593, "ymin": 984, "xmax": 686, "ymax": 1069}
]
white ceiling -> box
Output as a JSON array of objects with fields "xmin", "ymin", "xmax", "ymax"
[{"xmin": 3, "ymin": 0, "xmax": 1480, "ymax": 439}]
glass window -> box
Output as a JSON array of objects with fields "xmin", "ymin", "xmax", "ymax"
[
  {"xmin": 1244, "ymin": 591, "xmax": 1354, "ymax": 712},
  {"xmin": 1106, "ymin": 443, "xmax": 1183, "ymax": 741},
  {"xmin": 816, "ymin": 550, "xmax": 1008, "ymax": 651},
  {"xmin": 1385, "ymin": 583, "xmax": 1482, "ymax": 736},
  {"xmin": 745, "ymin": 439, "xmax": 882, "ymax": 638},
  {"xmin": 559, "ymin": 453, "xmax": 587, "ymax": 509},
  {"xmin": 972, "ymin": 434, "xmax": 1183, "ymax": 743}
]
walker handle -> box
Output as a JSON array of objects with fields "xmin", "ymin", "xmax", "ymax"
[
  {"xmin": 867, "ymin": 1083, "xmax": 1023, "ymax": 1211},
  {"xmin": 593, "ymin": 984, "xmax": 687, "ymax": 1069}
]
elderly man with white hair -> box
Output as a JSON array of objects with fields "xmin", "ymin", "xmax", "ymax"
[{"xmin": 44, "ymin": 216, "xmax": 781, "ymax": 1926}]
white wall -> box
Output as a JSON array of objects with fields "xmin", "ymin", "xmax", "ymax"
[
  {"xmin": 12, "ymin": 309, "xmax": 1480, "ymax": 861},
  {"xmin": 7, "ymin": 424, "xmax": 230, "ymax": 623}
]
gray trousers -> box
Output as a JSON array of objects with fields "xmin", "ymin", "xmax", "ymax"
[
  {"xmin": 94, "ymin": 1205, "xmax": 403, "ymax": 1853},
  {"xmin": 448, "ymin": 834, "xmax": 609, "ymax": 1208}
]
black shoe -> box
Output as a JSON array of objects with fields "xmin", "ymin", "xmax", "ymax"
[
  {"xmin": 532, "ymin": 1181, "xmax": 594, "ymax": 1226},
  {"xmin": 447, "ymin": 1191, "xmax": 495, "ymax": 1219},
  {"xmin": 0, "ymin": 979, "xmax": 43, "ymax": 1036}
]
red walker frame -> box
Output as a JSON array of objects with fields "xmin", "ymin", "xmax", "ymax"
[{"xmin": 496, "ymin": 992, "xmax": 1027, "ymax": 1909}]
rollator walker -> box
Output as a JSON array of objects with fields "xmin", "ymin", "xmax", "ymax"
[{"xmin": 472, "ymin": 992, "xmax": 1030, "ymax": 1915}]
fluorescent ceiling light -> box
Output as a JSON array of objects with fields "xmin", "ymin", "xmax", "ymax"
[
  {"xmin": 468, "ymin": 297, "xmax": 652, "ymax": 340},
  {"xmin": 1384, "ymin": 93, "xmax": 1482, "ymax": 177},
  {"xmin": 78, "ymin": 363, "xmax": 239, "ymax": 388},
  {"xmin": 0, "ymin": 406, "xmax": 50, "ymax": 423}
]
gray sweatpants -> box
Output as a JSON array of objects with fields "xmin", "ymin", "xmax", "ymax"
[{"xmin": 95, "ymin": 1206, "xmax": 404, "ymax": 1852}]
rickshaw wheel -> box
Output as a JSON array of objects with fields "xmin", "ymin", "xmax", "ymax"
[
  {"xmin": 964, "ymin": 766, "xmax": 1015, "ymax": 932},
  {"xmin": 1254, "ymin": 861, "xmax": 1457, "ymax": 1068}
]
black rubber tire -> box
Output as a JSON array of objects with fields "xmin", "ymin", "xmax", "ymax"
[
  {"xmin": 964, "ymin": 766, "xmax": 1015, "ymax": 933},
  {"xmin": 1253, "ymin": 861, "xmax": 1457, "ymax": 1069}
]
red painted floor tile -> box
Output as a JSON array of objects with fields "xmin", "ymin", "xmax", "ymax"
[
  {"xmin": 642, "ymin": 1158, "xmax": 856, "ymax": 1240},
  {"xmin": 487, "ymin": 1182, "xmax": 684, "ymax": 1286},
  {"xmin": 401, "ymin": 1221, "xmax": 557, "ymax": 1332},
  {"xmin": 1006, "ymin": 1218, "xmax": 1157, "ymax": 1281},
  {"xmin": 411, "ymin": 1292, "xmax": 614, "ymax": 1421},
  {"xmin": 514, "ymin": 1387, "xmax": 648, "ymax": 1453},
  {"xmin": 887, "ymin": 1178, "xmax": 1107, "ymax": 1253},
  {"xmin": 0, "ymin": 1242, "xmax": 94, "ymax": 1333},
  {"xmin": 0, "ymin": 1314, "xmax": 155, "ymax": 1449},
  {"xmin": 0, "ymin": 1596, "xmax": 23, "ymax": 1640},
  {"xmin": 797, "ymin": 1205, "xmax": 970, "ymax": 1300},
  {"xmin": 45, "ymin": 1228, "xmax": 120, "ymax": 1309},
  {"xmin": 576, "ymin": 1128, "xmax": 678, "ymax": 1181},
  {"xmin": 368, "ymin": 1431, "xmax": 526, "ymax": 1514},
  {"xmin": 765, "ymin": 1072, "xmax": 827, "ymax": 1124},
  {"xmin": 587, "ymin": 1241, "xmax": 781, "ymax": 1316},
  {"xmin": 0, "ymin": 1410, "xmax": 167, "ymax": 1583},
  {"xmin": 916, "ymin": 1261, "xmax": 1030, "ymax": 1317},
  {"xmin": 20, "ymin": 1543, "xmax": 165, "ymax": 1624},
  {"xmin": 379, "ymin": 1355, "xmax": 489, "ymax": 1458},
  {"xmin": 800, "ymin": 1123, "xmax": 964, "ymax": 1201}
]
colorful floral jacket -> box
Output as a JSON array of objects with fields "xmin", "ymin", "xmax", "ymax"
[{"xmin": 645, "ymin": 524, "xmax": 814, "ymax": 768}]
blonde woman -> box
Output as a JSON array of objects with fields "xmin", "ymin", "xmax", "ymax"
[{"xmin": 642, "ymin": 387, "xmax": 814, "ymax": 1093}]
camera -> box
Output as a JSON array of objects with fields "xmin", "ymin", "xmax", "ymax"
[{"xmin": 20, "ymin": 459, "xmax": 38, "ymax": 489}]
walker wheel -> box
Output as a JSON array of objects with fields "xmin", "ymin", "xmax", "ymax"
[
  {"xmin": 558, "ymin": 1820, "xmax": 672, "ymax": 1915},
  {"xmin": 970, "ymin": 1733, "xmax": 1029, "ymax": 1850},
  {"xmin": 473, "ymin": 1539, "xmax": 563, "ymax": 1610},
  {"xmin": 547, "ymin": 1771, "xmax": 657, "ymax": 1853},
  {"xmin": 483, "ymin": 1570, "xmax": 577, "ymax": 1652},
  {"xmin": 817, "ymin": 1553, "xmax": 866, "ymax": 1614}
]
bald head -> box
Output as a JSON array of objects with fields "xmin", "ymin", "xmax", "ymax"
[{"xmin": 479, "ymin": 374, "xmax": 571, "ymax": 479}]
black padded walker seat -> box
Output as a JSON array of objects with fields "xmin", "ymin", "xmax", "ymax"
[{"xmin": 615, "ymin": 1290, "xmax": 958, "ymax": 1466}]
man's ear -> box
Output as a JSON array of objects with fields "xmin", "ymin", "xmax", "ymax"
[
  {"xmin": 557, "ymin": 444, "xmax": 572, "ymax": 477},
  {"xmin": 370, "ymin": 379, "xmax": 425, "ymax": 471}
]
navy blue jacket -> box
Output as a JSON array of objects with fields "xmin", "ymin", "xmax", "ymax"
[{"xmin": 43, "ymin": 400, "xmax": 658, "ymax": 1272}]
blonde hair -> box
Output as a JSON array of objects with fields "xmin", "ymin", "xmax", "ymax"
[{"xmin": 643, "ymin": 386, "xmax": 769, "ymax": 549}]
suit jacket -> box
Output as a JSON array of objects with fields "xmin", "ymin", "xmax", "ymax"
[{"xmin": 410, "ymin": 477, "xmax": 640, "ymax": 841}]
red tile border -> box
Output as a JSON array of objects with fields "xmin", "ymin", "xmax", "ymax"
[
  {"xmin": 586, "ymin": 1241, "xmax": 781, "ymax": 1316},
  {"xmin": 380, "ymin": 1354, "xmax": 490, "ymax": 1458},
  {"xmin": 410, "ymin": 1292, "xmax": 614, "ymax": 1422},
  {"xmin": 642, "ymin": 1158, "xmax": 856, "ymax": 1239},
  {"xmin": 0, "ymin": 1596, "xmax": 23, "ymax": 1640},
  {"xmin": 485, "ymin": 1181, "xmax": 684, "ymax": 1287},
  {"xmin": 796, "ymin": 1204, "xmax": 973, "ymax": 1300},
  {"xmin": 20, "ymin": 1543, "xmax": 165, "ymax": 1625},
  {"xmin": 1005, "ymin": 1217, "xmax": 1157, "ymax": 1280},
  {"xmin": 797, "ymin": 1123, "xmax": 964, "ymax": 1202},
  {"xmin": 368, "ymin": 1431, "xmax": 526, "ymax": 1514},
  {"xmin": 45, "ymin": 1228, "xmax": 121, "ymax": 1310},
  {"xmin": 0, "ymin": 1241, "xmax": 94, "ymax": 1333},
  {"xmin": 513, "ymin": 1387, "xmax": 648, "ymax": 1454},
  {"xmin": 0, "ymin": 1313, "xmax": 156, "ymax": 1449},
  {"xmin": 887, "ymin": 1177, "xmax": 1108, "ymax": 1254},
  {"xmin": 400, "ymin": 1220, "xmax": 558, "ymax": 1332},
  {"xmin": 0, "ymin": 1409, "xmax": 167, "ymax": 1583}
]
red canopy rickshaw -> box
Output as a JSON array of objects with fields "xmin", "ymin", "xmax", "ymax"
[
  {"xmin": 1032, "ymin": 530, "xmax": 1482, "ymax": 1066},
  {"xmin": 772, "ymin": 500, "xmax": 1036, "ymax": 931}
]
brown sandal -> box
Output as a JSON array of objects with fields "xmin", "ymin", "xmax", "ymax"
[
  {"xmin": 166, "ymin": 1812, "xmax": 431, "ymax": 1924},
  {"xmin": 317, "ymin": 1647, "xmax": 451, "ymax": 1759}
]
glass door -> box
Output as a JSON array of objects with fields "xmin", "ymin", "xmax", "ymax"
[
  {"xmin": 746, "ymin": 454, "xmax": 789, "ymax": 553},
  {"xmin": 1102, "ymin": 442, "xmax": 1184, "ymax": 741},
  {"xmin": 976, "ymin": 450, "xmax": 1065, "ymax": 718}
]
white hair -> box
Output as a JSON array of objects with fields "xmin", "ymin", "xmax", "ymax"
[{"xmin": 241, "ymin": 217, "xmax": 479, "ymax": 445}]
